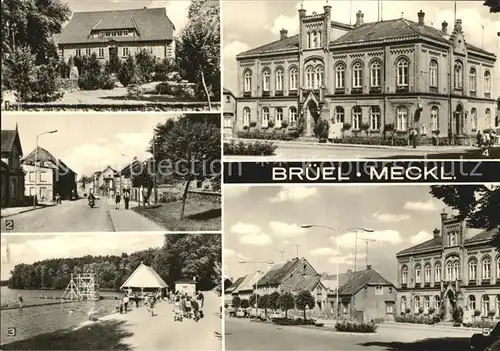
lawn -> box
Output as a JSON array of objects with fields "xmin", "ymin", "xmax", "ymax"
[{"xmin": 132, "ymin": 198, "xmax": 221, "ymax": 231}]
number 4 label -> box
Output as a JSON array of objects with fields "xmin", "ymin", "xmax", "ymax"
[{"xmin": 482, "ymin": 148, "xmax": 490, "ymax": 157}]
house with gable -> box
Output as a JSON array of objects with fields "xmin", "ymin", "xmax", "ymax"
[
  {"xmin": 224, "ymin": 276, "xmax": 246, "ymax": 305},
  {"xmin": 1, "ymin": 125, "xmax": 25, "ymax": 207}
]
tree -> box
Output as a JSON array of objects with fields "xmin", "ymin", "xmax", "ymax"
[
  {"xmin": 268, "ymin": 291, "xmax": 280, "ymax": 312},
  {"xmin": 78, "ymin": 175, "xmax": 90, "ymax": 190},
  {"xmin": 3, "ymin": 46, "xmax": 36, "ymax": 101},
  {"xmin": 259, "ymin": 294, "xmax": 269, "ymax": 317},
  {"xmin": 232, "ymin": 296, "xmax": 241, "ymax": 309},
  {"xmin": 241, "ymin": 299, "xmax": 250, "ymax": 309},
  {"xmin": 249, "ymin": 293, "xmax": 257, "ymax": 308},
  {"xmin": 212, "ymin": 261, "xmax": 222, "ymax": 296},
  {"xmin": 279, "ymin": 292, "xmax": 295, "ymax": 319},
  {"xmin": 131, "ymin": 160, "xmax": 154, "ymax": 195},
  {"xmin": 295, "ymin": 290, "xmax": 315, "ymax": 321},
  {"xmin": 118, "ymin": 55, "xmax": 140, "ymax": 87},
  {"xmin": 135, "ymin": 49, "xmax": 157, "ymax": 82}
]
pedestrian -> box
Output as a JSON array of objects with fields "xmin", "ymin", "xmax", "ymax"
[
  {"xmin": 134, "ymin": 293, "xmax": 139, "ymax": 308},
  {"xmin": 123, "ymin": 294, "xmax": 129, "ymax": 312},
  {"xmin": 198, "ymin": 291, "xmax": 204, "ymax": 309},
  {"xmin": 18, "ymin": 294, "xmax": 23, "ymax": 308},
  {"xmin": 123, "ymin": 190, "xmax": 130, "ymax": 210},
  {"xmin": 477, "ymin": 130, "xmax": 483, "ymax": 147},
  {"xmin": 115, "ymin": 191, "xmax": 121, "ymax": 210},
  {"xmin": 119, "ymin": 301, "xmax": 124, "ymax": 314}
]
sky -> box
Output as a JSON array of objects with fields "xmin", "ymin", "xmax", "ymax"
[
  {"xmin": 222, "ymin": 0, "xmax": 500, "ymax": 94},
  {"xmin": 0, "ymin": 234, "xmax": 165, "ymax": 280},
  {"xmin": 223, "ymin": 185, "xmax": 485, "ymax": 285},
  {"xmin": 2, "ymin": 113, "xmax": 180, "ymax": 177},
  {"xmin": 65, "ymin": 0, "xmax": 191, "ymax": 33}
]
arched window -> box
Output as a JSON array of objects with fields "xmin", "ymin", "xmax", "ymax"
[
  {"xmin": 450, "ymin": 232, "xmax": 457, "ymax": 246},
  {"xmin": 370, "ymin": 106, "xmax": 381, "ymax": 130},
  {"xmin": 352, "ymin": 62, "xmax": 363, "ymax": 88},
  {"xmin": 275, "ymin": 68, "xmax": 284, "ymax": 91},
  {"xmin": 352, "ymin": 106, "xmax": 362, "ymax": 130},
  {"xmin": 469, "ymin": 68, "xmax": 477, "ymax": 93},
  {"xmin": 396, "ymin": 58, "xmax": 409, "ymax": 87},
  {"xmin": 261, "ymin": 107, "xmax": 269, "ymax": 127},
  {"xmin": 335, "ymin": 63, "xmax": 345, "ymax": 89},
  {"xmin": 275, "ymin": 107, "xmax": 283, "ymax": 128},
  {"xmin": 334, "ymin": 106, "xmax": 345, "ymax": 124},
  {"xmin": 434, "ymin": 263, "xmax": 441, "ymax": 282},
  {"xmin": 482, "ymin": 295, "xmax": 490, "ymax": 316},
  {"xmin": 433, "ymin": 295, "xmax": 441, "ymax": 309},
  {"xmin": 424, "ymin": 296, "xmax": 430, "ymax": 312},
  {"xmin": 317, "ymin": 31, "xmax": 322, "ymax": 47},
  {"xmin": 446, "ymin": 261, "xmax": 453, "ymax": 281},
  {"xmin": 306, "ymin": 66, "xmax": 314, "ymax": 89},
  {"xmin": 496, "ymin": 257, "xmax": 500, "ymax": 279},
  {"xmin": 401, "ymin": 265, "xmax": 408, "ymax": 284},
  {"xmin": 469, "ymin": 258, "xmax": 477, "ymax": 280},
  {"xmin": 396, "ymin": 106, "xmax": 408, "ymax": 131},
  {"xmin": 430, "ymin": 106, "xmax": 439, "ymax": 131},
  {"xmin": 307, "ymin": 32, "xmax": 311, "ymax": 48},
  {"xmin": 429, "ymin": 60, "xmax": 438, "ymax": 88},
  {"xmin": 244, "ymin": 70, "xmax": 252, "ymax": 93},
  {"xmin": 415, "ymin": 264, "xmax": 422, "ymax": 284},
  {"xmin": 401, "ymin": 296, "xmax": 407, "ymax": 312},
  {"xmin": 243, "ymin": 107, "xmax": 251, "ymax": 127},
  {"xmin": 485, "ymin": 71, "xmax": 491, "ymax": 96},
  {"xmin": 289, "ymin": 107, "xmax": 298, "ymax": 126},
  {"xmin": 312, "ymin": 31, "xmax": 318, "ymax": 48},
  {"xmin": 486, "ymin": 108, "xmax": 492, "ymax": 128},
  {"xmin": 469, "ymin": 295, "xmax": 476, "ymax": 310},
  {"xmin": 453, "ymin": 261, "xmax": 460, "ymax": 281},
  {"xmin": 315, "ymin": 66, "xmax": 324, "ymax": 89},
  {"xmin": 454, "ymin": 61, "xmax": 463, "ymax": 89},
  {"xmin": 370, "ymin": 61, "xmax": 381, "ymax": 87},
  {"xmin": 424, "ymin": 263, "xmax": 431, "ymax": 283},
  {"xmin": 471, "ymin": 108, "xmax": 477, "ymax": 131},
  {"xmin": 483, "ymin": 257, "xmax": 491, "ymax": 280},
  {"xmin": 414, "ymin": 296, "xmax": 421, "ymax": 312},
  {"xmin": 289, "ymin": 67, "xmax": 298, "ymax": 91},
  {"xmin": 262, "ymin": 69, "xmax": 270, "ymax": 92}
]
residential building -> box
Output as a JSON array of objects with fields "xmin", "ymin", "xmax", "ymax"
[
  {"xmin": 323, "ymin": 265, "xmax": 397, "ymax": 322},
  {"xmin": 396, "ymin": 211, "xmax": 500, "ymax": 322},
  {"xmin": 57, "ymin": 7, "xmax": 175, "ymax": 62},
  {"xmin": 233, "ymin": 271, "xmax": 264, "ymax": 301},
  {"xmin": 22, "ymin": 147, "xmax": 77, "ymax": 201},
  {"xmin": 290, "ymin": 275, "xmax": 329, "ymax": 316},
  {"xmin": 1, "ymin": 126, "xmax": 25, "ymax": 207},
  {"xmin": 223, "ymin": 88, "xmax": 237, "ymax": 138},
  {"xmin": 225, "ymin": 276, "xmax": 245, "ymax": 305},
  {"xmin": 94, "ymin": 166, "xmax": 118, "ymax": 197},
  {"xmin": 234, "ymin": 7, "xmax": 496, "ymax": 144},
  {"xmin": 175, "ymin": 278, "xmax": 197, "ymax": 296}
]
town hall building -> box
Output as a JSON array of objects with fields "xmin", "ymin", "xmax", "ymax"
[{"xmin": 233, "ymin": 6, "xmax": 496, "ymax": 144}]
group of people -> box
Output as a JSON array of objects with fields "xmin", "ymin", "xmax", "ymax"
[
  {"xmin": 114, "ymin": 189, "xmax": 131, "ymax": 210},
  {"xmin": 477, "ymin": 129, "xmax": 497, "ymax": 148},
  {"xmin": 172, "ymin": 291, "xmax": 205, "ymax": 322}
]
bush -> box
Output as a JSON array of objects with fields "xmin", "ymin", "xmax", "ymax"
[
  {"xmin": 31, "ymin": 62, "xmax": 64, "ymax": 102},
  {"xmin": 452, "ymin": 306, "xmax": 464, "ymax": 324},
  {"xmin": 154, "ymin": 58, "xmax": 178, "ymax": 81},
  {"xmin": 313, "ymin": 118, "xmax": 330, "ymax": 139},
  {"xmin": 463, "ymin": 321, "xmax": 495, "ymax": 328},
  {"xmin": 395, "ymin": 315, "xmax": 436, "ymax": 325},
  {"xmin": 118, "ymin": 55, "xmax": 142, "ymax": 87},
  {"xmin": 159, "ymin": 192, "xmax": 181, "ymax": 203},
  {"xmin": 78, "ymin": 53, "xmax": 104, "ymax": 90},
  {"xmin": 271, "ymin": 318, "xmax": 316, "ymax": 326},
  {"xmin": 224, "ymin": 140, "xmax": 277, "ymax": 156},
  {"xmin": 135, "ymin": 49, "xmax": 157, "ymax": 82},
  {"xmin": 236, "ymin": 130, "xmax": 298, "ymax": 141},
  {"xmin": 335, "ymin": 321, "xmax": 377, "ymax": 333},
  {"xmin": 127, "ymin": 84, "xmax": 144, "ymax": 99}
]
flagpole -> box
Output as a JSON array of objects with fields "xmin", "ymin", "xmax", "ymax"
[{"xmin": 454, "ymin": 1, "xmax": 457, "ymax": 23}]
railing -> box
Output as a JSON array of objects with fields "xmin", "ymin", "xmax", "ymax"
[
  {"xmin": 369, "ymin": 87, "xmax": 381, "ymax": 94},
  {"xmin": 396, "ymin": 86, "xmax": 409, "ymax": 93},
  {"xmin": 351, "ymin": 87, "xmax": 362, "ymax": 94}
]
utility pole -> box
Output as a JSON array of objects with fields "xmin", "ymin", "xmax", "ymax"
[
  {"xmin": 277, "ymin": 249, "xmax": 285, "ymax": 262},
  {"xmin": 294, "ymin": 245, "xmax": 300, "ymax": 258},
  {"xmin": 152, "ymin": 134, "xmax": 158, "ymax": 205},
  {"xmin": 358, "ymin": 238, "xmax": 376, "ymax": 267}
]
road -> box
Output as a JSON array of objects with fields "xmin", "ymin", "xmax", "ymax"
[
  {"xmin": 0, "ymin": 198, "xmax": 165, "ymax": 233},
  {"xmin": 225, "ymin": 318, "xmax": 475, "ymax": 351}
]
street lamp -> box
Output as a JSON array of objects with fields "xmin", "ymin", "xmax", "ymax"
[
  {"xmin": 34, "ymin": 129, "xmax": 58, "ymax": 208},
  {"xmin": 239, "ymin": 259, "xmax": 274, "ymax": 318},
  {"xmin": 300, "ymin": 224, "xmax": 374, "ymax": 324}
]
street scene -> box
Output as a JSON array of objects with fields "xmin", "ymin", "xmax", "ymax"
[
  {"xmin": 0, "ymin": 233, "xmax": 222, "ymax": 350},
  {"xmin": 1, "ymin": 0, "xmax": 220, "ymax": 111},
  {"xmin": 222, "ymin": 1, "xmax": 499, "ymax": 159},
  {"xmin": 1, "ymin": 113, "xmax": 221, "ymax": 232},
  {"xmin": 224, "ymin": 184, "xmax": 500, "ymax": 350}
]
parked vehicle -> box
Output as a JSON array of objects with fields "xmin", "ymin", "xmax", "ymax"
[
  {"xmin": 93, "ymin": 193, "xmax": 100, "ymax": 200},
  {"xmin": 470, "ymin": 322, "xmax": 500, "ymax": 350}
]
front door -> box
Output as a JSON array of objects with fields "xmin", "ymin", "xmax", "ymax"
[
  {"xmin": 307, "ymin": 100, "xmax": 319, "ymax": 136},
  {"xmin": 455, "ymin": 105, "xmax": 463, "ymax": 135},
  {"xmin": 445, "ymin": 290, "xmax": 456, "ymax": 321}
]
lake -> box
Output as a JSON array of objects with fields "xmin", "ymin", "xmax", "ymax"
[{"xmin": 0, "ymin": 287, "xmax": 122, "ymax": 346}]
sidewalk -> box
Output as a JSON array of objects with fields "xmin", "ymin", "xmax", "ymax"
[
  {"xmin": 1, "ymin": 202, "xmax": 56, "ymax": 218},
  {"xmin": 106, "ymin": 199, "xmax": 165, "ymax": 232}
]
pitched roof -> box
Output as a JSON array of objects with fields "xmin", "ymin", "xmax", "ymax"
[
  {"xmin": 120, "ymin": 263, "xmax": 168, "ymax": 289},
  {"xmin": 224, "ymin": 276, "xmax": 246, "ymax": 294},
  {"xmin": 256, "ymin": 257, "xmax": 314, "ymax": 287},
  {"xmin": 237, "ymin": 34, "xmax": 299, "ymax": 57},
  {"xmin": 223, "ymin": 87, "xmax": 236, "ymax": 98},
  {"xmin": 290, "ymin": 276, "xmax": 322, "ymax": 293},
  {"xmin": 325, "ymin": 268, "xmax": 394, "ymax": 296},
  {"xmin": 234, "ymin": 271, "xmax": 263, "ymax": 293},
  {"xmin": 175, "ymin": 278, "xmax": 197, "ymax": 284},
  {"xmin": 1, "ymin": 129, "xmax": 22, "ymax": 155},
  {"xmin": 396, "ymin": 236, "xmax": 442, "ymax": 257},
  {"xmin": 57, "ymin": 7, "xmax": 175, "ymax": 45},
  {"xmin": 464, "ymin": 227, "xmax": 500, "ymax": 245},
  {"xmin": 22, "ymin": 147, "xmax": 76, "ymax": 174}
]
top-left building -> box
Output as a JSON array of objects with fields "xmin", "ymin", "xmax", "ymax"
[{"xmin": 57, "ymin": 7, "xmax": 176, "ymax": 62}]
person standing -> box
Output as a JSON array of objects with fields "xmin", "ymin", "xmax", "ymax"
[
  {"xmin": 18, "ymin": 294, "xmax": 23, "ymax": 308},
  {"xmin": 198, "ymin": 291, "xmax": 204, "ymax": 308},
  {"xmin": 115, "ymin": 191, "xmax": 121, "ymax": 210},
  {"xmin": 134, "ymin": 293, "xmax": 139, "ymax": 308},
  {"xmin": 123, "ymin": 190, "xmax": 130, "ymax": 210},
  {"xmin": 123, "ymin": 294, "xmax": 129, "ymax": 312}
]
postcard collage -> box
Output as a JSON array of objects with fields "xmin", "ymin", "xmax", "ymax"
[{"xmin": 0, "ymin": 0, "xmax": 499, "ymax": 350}]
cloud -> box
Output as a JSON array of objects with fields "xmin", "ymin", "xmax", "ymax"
[
  {"xmin": 329, "ymin": 252, "xmax": 367, "ymax": 265},
  {"xmin": 269, "ymin": 221, "xmax": 305, "ymax": 237},
  {"xmin": 269, "ymin": 187, "xmax": 318, "ymax": 203},
  {"xmin": 224, "ymin": 186, "xmax": 250, "ymax": 198},
  {"xmin": 151, "ymin": 0, "xmax": 191, "ymax": 32},
  {"xmin": 239, "ymin": 233, "xmax": 273, "ymax": 246},
  {"xmin": 372, "ymin": 212, "xmax": 410, "ymax": 223},
  {"xmin": 404, "ymin": 200, "xmax": 439, "ymax": 211},
  {"xmin": 310, "ymin": 247, "xmax": 336, "ymax": 256},
  {"xmin": 115, "ymin": 132, "xmax": 150, "ymax": 149},
  {"xmin": 224, "ymin": 40, "xmax": 250, "ymax": 62},
  {"xmin": 410, "ymin": 231, "xmax": 433, "ymax": 245},
  {"xmin": 224, "ymin": 248, "xmax": 249, "ymax": 261},
  {"xmin": 230, "ymin": 222, "xmax": 261, "ymax": 235},
  {"xmin": 333, "ymin": 229, "xmax": 403, "ymax": 249}
]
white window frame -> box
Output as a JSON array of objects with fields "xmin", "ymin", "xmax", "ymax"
[
  {"xmin": 335, "ymin": 64, "xmax": 345, "ymax": 89},
  {"xmin": 275, "ymin": 108, "xmax": 283, "ymax": 128},
  {"xmin": 122, "ymin": 47, "xmax": 129, "ymax": 57},
  {"xmin": 435, "ymin": 263, "xmax": 441, "ymax": 282},
  {"xmin": 482, "ymin": 296, "xmax": 490, "ymax": 316},
  {"xmin": 469, "ymin": 295, "xmax": 476, "ymax": 310},
  {"xmin": 276, "ymin": 68, "xmax": 284, "ymax": 91},
  {"xmin": 244, "ymin": 70, "xmax": 252, "ymax": 93},
  {"xmin": 471, "ymin": 108, "xmax": 477, "ymax": 131},
  {"xmin": 446, "ymin": 262, "xmax": 453, "ymax": 281},
  {"xmin": 396, "ymin": 106, "xmax": 408, "ymax": 131},
  {"xmin": 483, "ymin": 258, "xmax": 491, "ymax": 280},
  {"xmin": 262, "ymin": 69, "xmax": 270, "ymax": 92},
  {"xmin": 352, "ymin": 62, "xmax": 363, "ymax": 88},
  {"xmin": 315, "ymin": 66, "xmax": 324, "ymax": 89},
  {"xmin": 469, "ymin": 259, "xmax": 477, "ymax": 280},
  {"xmin": 85, "ymin": 48, "xmax": 91, "ymax": 56},
  {"xmin": 370, "ymin": 107, "xmax": 381, "ymax": 130},
  {"xmin": 402, "ymin": 266, "xmax": 408, "ymax": 284},
  {"xmin": 434, "ymin": 296, "xmax": 441, "ymax": 309},
  {"xmin": 289, "ymin": 107, "xmax": 298, "ymax": 126},
  {"xmin": 469, "ymin": 68, "xmax": 477, "ymax": 92},
  {"xmin": 334, "ymin": 107, "xmax": 344, "ymax": 124},
  {"xmin": 430, "ymin": 107, "xmax": 439, "ymax": 131},
  {"xmin": 370, "ymin": 61, "xmax": 381, "ymax": 87},
  {"xmin": 98, "ymin": 48, "xmax": 105, "ymax": 58},
  {"xmin": 454, "ymin": 61, "xmax": 463, "ymax": 89},
  {"xmin": 306, "ymin": 66, "xmax": 314, "ymax": 89},
  {"xmin": 289, "ymin": 67, "xmax": 298, "ymax": 91},
  {"xmin": 453, "ymin": 261, "xmax": 460, "ymax": 281},
  {"xmin": 429, "ymin": 60, "xmax": 438, "ymax": 88},
  {"xmin": 243, "ymin": 107, "xmax": 251, "ymax": 127},
  {"xmin": 415, "ymin": 265, "xmax": 422, "ymax": 284},
  {"xmin": 397, "ymin": 58, "xmax": 409, "ymax": 87},
  {"xmin": 485, "ymin": 71, "xmax": 491, "ymax": 94},
  {"xmin": 261, "ymin": 107, "xmax": 269, "ymax": 128},
  {"xmin": 352, "ymin": 107, "xmax": 362, "ymax": 130},
  {"xmin": 76, "ymin": 49, "xmax": 82, "ymax": 57},
  {"xmin": 424, "ymin": 264, "xmax": 431, "ymax": 283}
]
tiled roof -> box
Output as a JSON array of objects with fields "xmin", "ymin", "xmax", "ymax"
[
  {"xmin": 235, "ymin": 271, "xmax": 263, "ymax": 293},
  {"xmin": 326, "ymin": 268, "xmax": 394, "ymax": 296},
  {"xmin": 1, "ymin": 129, "xmax": 22, "ymax": 155},
  {"xmin": 23, "ymin": 147, "xmax": 75, "ymax": 174},
  {"xmin": 291, "ymin": 276, "xmax": 322, "ymax": 293},
  {"xmin": 237, "ymin": 34, "xmax": 299, "ymax": 57},
  {"xmin": 224, "ymin": 276, "xmax": 246, "ymax": 294},
  {"xmin": 57, "ymin": 8, "xmax": 174, "ymax": 45},
  {"xmin": 397, "ymin": 236, "xmax": 442, "ymax": 256},
  {"xmin": 256, "ymin": 257, "xmax": 304, "ymax": 287},
  {"xmin": 175, "ymin": 278, "xmax": 196, "ymax": 284},
  {"xmin": 464, "ymin": 227, "xmax": 500, "ymax": 245}
]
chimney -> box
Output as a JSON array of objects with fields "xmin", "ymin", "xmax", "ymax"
[
  {"xmin": 298, "ymin": 7, "xmax": 306, "ymax": 18},
  {"xmin": 355, "ymin": 10, "xmax": 364, "ymax": 26},
  {"xmin": 441, "ymin": 21, "xmax": 448, "ymax": 34},
  {"xmin": 440, "ymin": 210, "xmax": 448, "ymax": 222},
  {"xmin": 280, "ymin": 28, "xmax": 288, "ymax": 40},
  {"xmin": 433, "ymin": 228, "xmax": 441, "ymax": 239},
  {"xmin": 323, "ymin": 4, "xmax": 331, "ymax": 14},
  {"xmin": 367, "ymin": 265, "xmax": 372, "ymax": 270},
  {"xmin": 417, "ymin": 10, "xmax": 425, "ymax": 26}
]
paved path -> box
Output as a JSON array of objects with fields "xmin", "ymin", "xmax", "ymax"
[
  {"xmin": 225, "ymin": 318, "xmax": 475, "ymax": 350},
  {"xmin": 105, "ymin": 199, "xmax": 165, "ymax": 232}
]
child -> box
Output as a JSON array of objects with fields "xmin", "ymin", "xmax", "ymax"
[{"xmin": 115, "ymin": 192, "xmax": 121, "ymax": 210}]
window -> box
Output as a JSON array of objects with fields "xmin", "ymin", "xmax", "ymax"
[
  {"xmin": 424, "ymin": 263, "xmax": 431, "ymax": 283},
  {"xmin": 396, "ymin": 106, "xmax": 408, "ymax": 131},
  {"xmin": 261, "ymin": 107, "xmax": 269, "ymax": 128},
  {"xmin": 311, "ymin": 31, "xmax": 318, "ymax": 48},
  {"xmin": 434, "ymin": 295, "xmax": 441, "ymax": 309},
  {"xmin": 469, "ymin": 295, "xmax": 476, "ymax": 310},
  {"xmin": 243, "ymin": 107, "xmax": 251, "ymax": 127},
  {"xmin": 352, "ymin": 106, "xmax": 362, "ymax": 130},
  {"xmin": 370, "ymin": 61, "xmax": 381, "ymax": 87},
  {"xmin": 485, "ymin": 71, "xmax": 491, "ymax": 95},
  {"xmin": 317, "ymin": 31, "xmax": 322, "ymax": 47},
  {"xmin": 486, "ymin": 109, "xmax": 492, "ymax": 128},
  {"xmin": 450, "ymin": 232, "xmax": 457, "ymax": 246},
  {"xmin": 454, "ymin": 61, "xmax": 463, "ymax": 89},
  {"xmin": 39, "ymin": 171, "xmax": 49, "ymax": 183},
  {"xmin": 244, "ymin": 70, "xmax": 252, "ymax": 93},
  {"xmin": 334, "ymin": 106, "xmax": 345, "ymax": 124},
  {"xmin": 307, "ymin": 32, "xmax": 311, "ymax": 48},
  {"xmin": 335, "ymin": 63, "xmax": 345, "ymax": 89},
  {"xmin": 429, "ymin": 60, "xmax": 438, "ymax": 88},
  {"xmin": 226, "ymin": 95, "xmax": 231, "ymax": 103},
  {"xmin": 434, "ymin": 263, "xmax": 441, "ymax": 282},
  {"xmin": 471, "ymin": 108, "xmax": 477, "ymax": 131},
  {"xmin": 289, "ymin": 67, "xmax": 298, "ymax": 91},
  {"xmin": 262, "ymin": 69, "xmax": 270, "ymax": 92},
  {"xmin": 352, "ymin": 62, "xmax": 363, "ymax": 88},
  {"xmin": 453, "ymin": 261, "xmax": 460, "ymax": 281},
  {"xmin": 483, "ymin": 257, "xmax": 491, "ymax": 280},
  {"xmin": 397, "ymin": 58, "xmax": 409, "ymax": 86},
  {"xmin": 122, "ymin": 47, "xmax": 129, "ymax": 57},
  {"xmin": 469, "ymin": 68, "xmax": 477, "ymax": 92},
  {"xmin": 29, "ymin": 172, "xmax": 35, "ymax": 182},
  {"xmin": 223, "ymin": 116, "xmax": 232, "ymax": 128},
  {"xmin": 415, "ymin": 264, "xmax": 422, "ymax": 284},
  {"xmin": 430, "ymin": 107, "xmax": 439, "ymax": 131},
  {"xmin": 375, "ymin": 286, "xmax": 383, "ymax": 295},
  {"xmin": 446, "ymin": 261, "xmax": 453, "ymax": 281},
  {"xmin": 305, "ymin": 66, "xmax": 314, "ymax": 89},
  {"xmin": 85, "ymin": 48, "xmax": 91, "ymax": 56},
  {"xmin": 469, "ymin": 258, "xmax": 477, "ymax": 280},
  {"xmin": 497, "ymin": 258, "xmax": 500, "ymax": 279},
  {"xmin": 98, "ymin": 48, "xmax": 104, "ymax": 58},
  {"xmin": 76, "ymin": 49, "xmax": 82, "ymax": 57},
  {"xmin": 414, "ymin": 296, "xmax": 421, "ymax": 312},
  {"xmin": 424, "ymin": 296, "xmax": 430, "ymax": 312},
  {"xmin": 342, "ymin": 303, "xmax": 348, "ymax": 314},
  {"xmin": 386, "ymin": 303, "xmax": 394, "ymax": 314},
  {"xmin": 401, "ymin": 296, "xmax": 407, "ymax": 312},
  {"xmin": 275, "ymin": 108, "xmax": 283, "ymax": 128},
  {"xmin": 275, "ymin": 68, "xmax": 284, "ymax": 91},
  {"xmin": 289, "ymin": 107, "xmax": 298, "ymax": 126},
  {"xmin": 315, "ymin": 66, "xmax": 324, "ymax": 89},
  {"xmin": 401, "ymin": 266, "xmax": 408, "ymax": 284},
  {"xmin": 370, "ymin": 107, "xmax": 381, "ymax": 130},
  {"xmin": 482, "ymin": 295, "xmax": 490, "ymax": 316}
]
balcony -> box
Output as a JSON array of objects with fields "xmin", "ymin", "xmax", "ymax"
[
  {"xmin": 469, "ymin": 279, "xmax": 477, "ymax": 286},
  {"xmin": 289, "ymin": 90, "xmax": 298, "ymax": 96},
  {"xmin": 351, "ymin": 87, "xmax": 362, "ymax": 95},
  {"xmin": 369, "ymin": 86, "xmax": 382, "ymax": 94},
  {"xmin": 243, "ymin": 92, "xmax": 251, "ymax": 98},
  {"xmin": 262, "ymin": 91, "xmax": 270, "ymax": 97},
  {"xmin": 335, "ymin": 88, "xmax": 346, "ymax": 95},
  {"xmin": 275, "ymin": 90, "xmax": 284, "ymax": 97},
  {"xmin": 396, "ymin": 85, "xmax": 409, "ymax": 93}
]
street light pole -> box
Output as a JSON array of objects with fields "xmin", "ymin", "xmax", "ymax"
[
  {"xmin": 239, "ymin": 259, "xmax": 274, "ymax": 318},
  {"xmin": 34, "ymin": 130, "xmax": 58, "ymax": 208}
]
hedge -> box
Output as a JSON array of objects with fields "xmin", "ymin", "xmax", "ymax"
[
  {"xmin": 224, "ymin": 140, "xmax": 277, "ymax": 156},
  {"xmin": 236, "ymin": 129, "xmax": 300, "ymax": 141},
  {"xmin": 335, "ymin": 321, "xmax": 377, "ymax": 333},
  {"xmin": 395, "ymin": 315, "xmax": 439, "ymax": 325},
  {"xmin": 271, "ymin": 317, "xmax": 317, "ymax": 326}
]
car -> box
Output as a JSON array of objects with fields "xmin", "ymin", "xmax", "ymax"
[
  {"xmin": 470, "ymin": 322, "xmax": 500, "ymax": 350},
  {"xmin": 93, "ymin": 193, "xmax": 100, "ymax": 200}
]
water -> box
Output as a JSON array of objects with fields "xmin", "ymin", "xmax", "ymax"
[{"xmin": 0, "ymin": 287, "xmax": 122, "ymax": 346}]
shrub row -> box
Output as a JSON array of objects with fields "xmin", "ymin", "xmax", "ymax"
[
  {"xmin": 271, "ymin": 317, "xmax": 317, "ymax": 326},
  {"xmin": 463, "ymin": 321, "xmax": 496, "ymax": 328},
  {"xmin": 236, "ymin": 130, "xmax": 300, "ymax": 141},
  {"xmin": 335, "ymin": 321, "xmax": 378, "ymax": 333},
  {"xmin": 224, "ymin": 140, "xmax": 277, "ymax": 156},
  {"xmin": 395, "ymin": 315, "xmax": 439, "ymax": 325}
]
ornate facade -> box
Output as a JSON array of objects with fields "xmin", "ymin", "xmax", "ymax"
[
  {"xmin": 396, "ymin": 211, "xmax": 500, "ymax": 321},
  {"xmin": 234, "ymin": 7, "xmax": 496, "ymax": 144}
]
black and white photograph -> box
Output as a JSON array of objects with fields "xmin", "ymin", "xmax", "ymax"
[
  {"xmin": 222, "ymin": 0, "xmax": 500, "ymax": 160},
  {"xmin": 0, "ymin": 113, "xmax": 221, "ymax": 233},
  {"xmin": 1, "ymin": 0, "xmax": 220, "ymax": 111},
  {"xmin": 0, "ymin": 233, "xmax": 222, "ymax": 350},
  {"xmin": 223, "ymin": 184, "xmax": 500, "ymax": 350}
]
